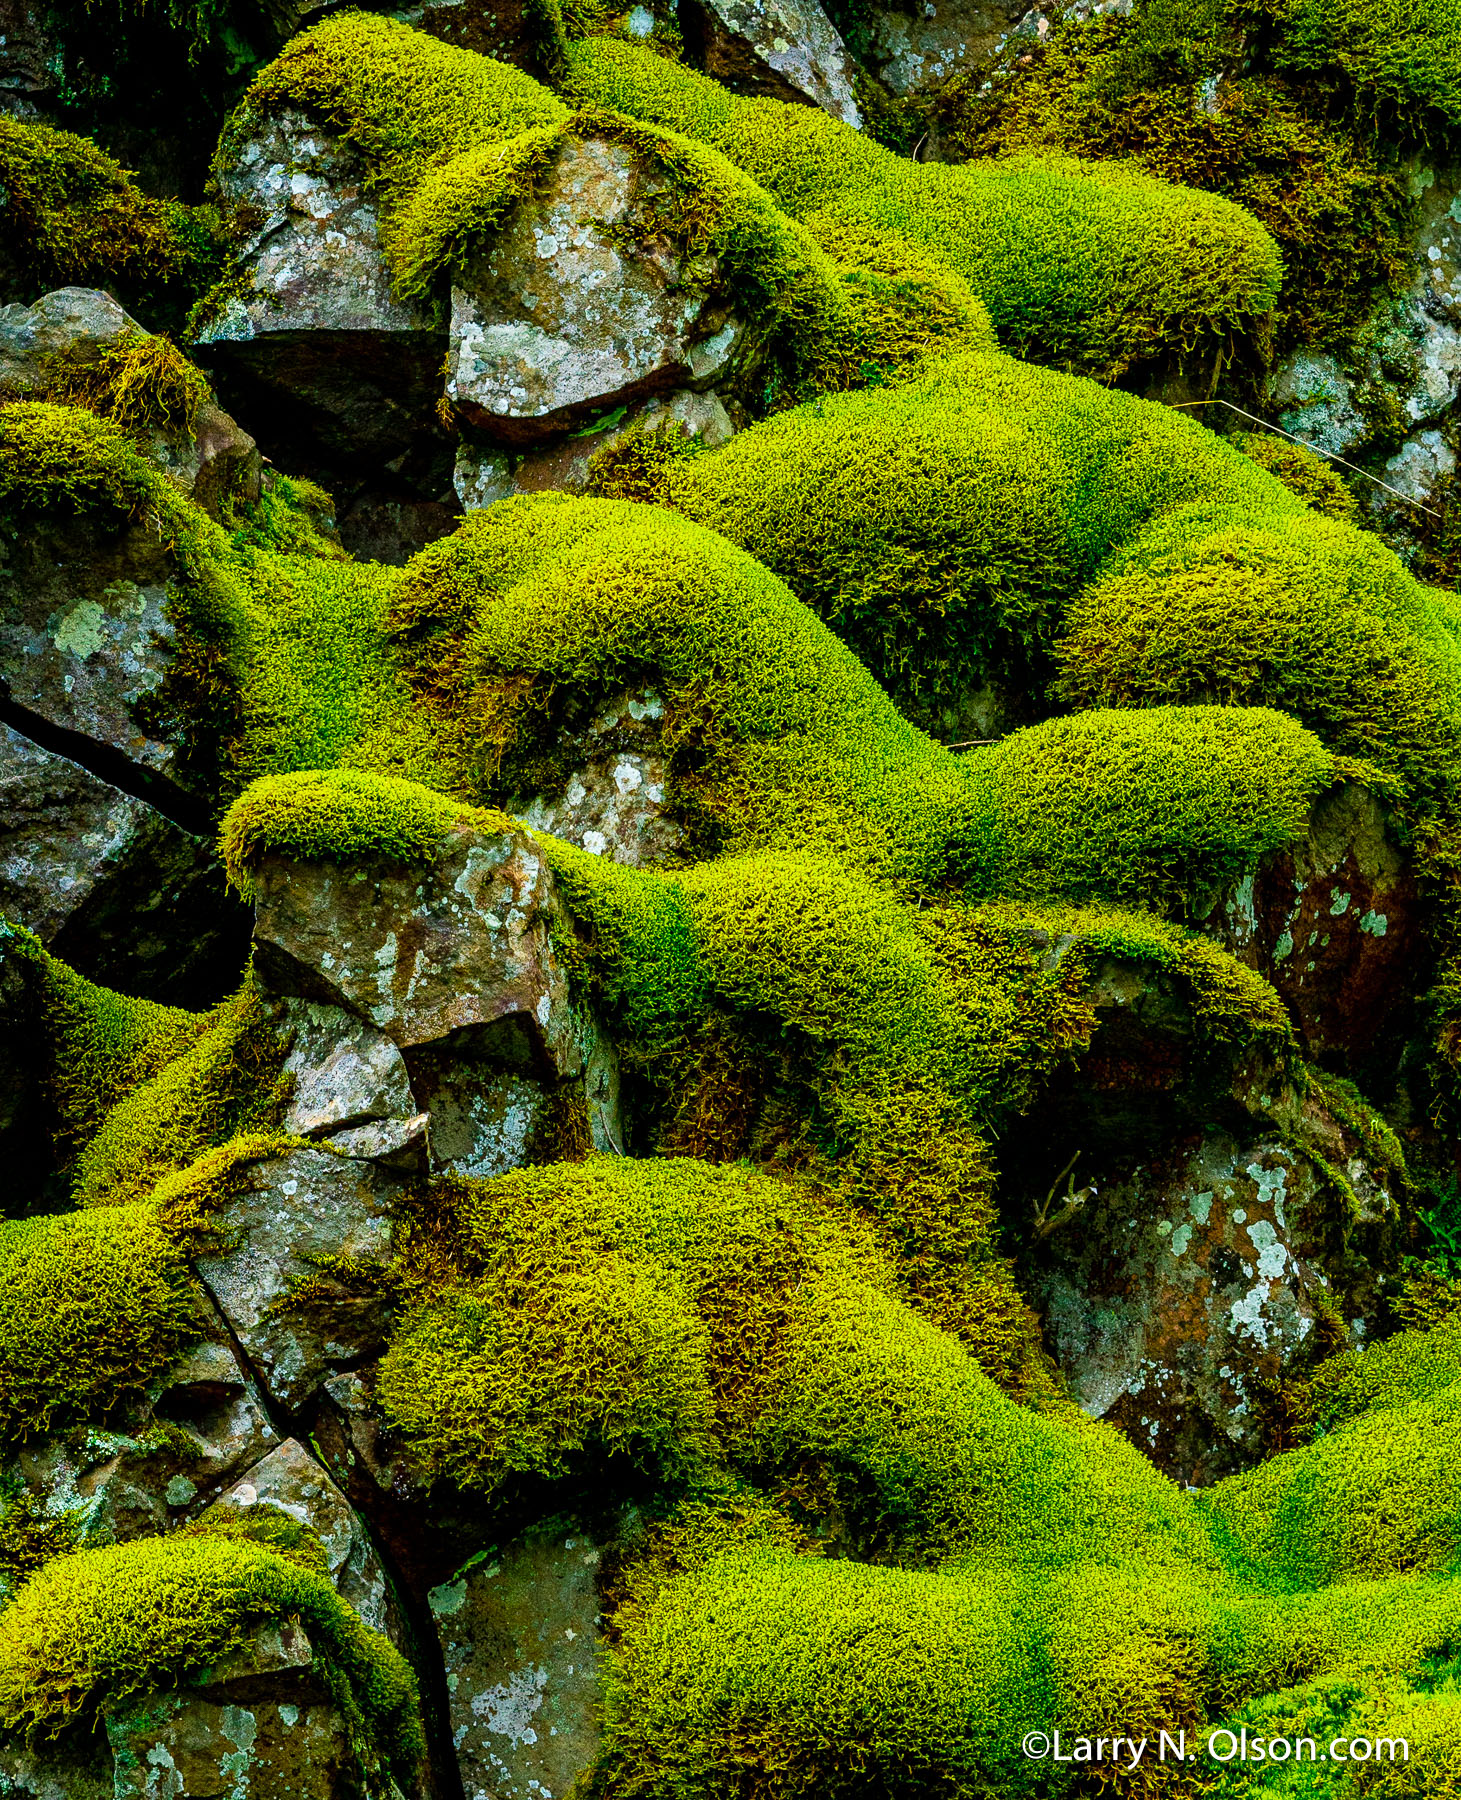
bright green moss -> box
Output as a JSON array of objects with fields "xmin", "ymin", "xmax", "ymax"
[
  {"xmin": 1305, "ymin": 1318, "xmax": 1461, "ymax": 1434},
  {"xmin": 1053, "ymin": 502, "xmax": 1461, "ymax": 820},
  {"xmin": 1260, "ymin": 0, "xmax": 1461, "ymax": 137},
  {"xmin": 563, "ymin": 37, "xmax": 1284, "ymax": 379},
  {"xmin": 662, "ymin": 347, "xmax": 1300, "ymax": 727},
  {"xmin": 72, "ymin": 977, "xmax": 291, "ymax": 1210},
  {"xmin": 387, "ymin": 492, "xmax": 977, "ymax": 890},
  {"xmin": 0, "ymin": 1206, "xmax": 200, "ymax": 1446},
  {"xmin": 0, "ymin": 117, "xmax": 220, "ymax": 316},
  {"xmin": 959, "ymin": 705, "xmax": 1345, "ymax": 913},
  {"xmin": 0, "ymin": 1534, "xmax": 422, "ymax": 1785},
  {"xmin": 1203, "ymin": 1379, "xmax": 1461, "ymax": 1586},
  {"xmin": 218, "ymin": 768, "xmax": 514, "ymax": 899},
  {"xmin": 39, "ymin": 329, "xmax": 212, "ymax": 440},
  {"xmin": 1234, "ymin": 430, "xmax": 1359, "ymax": 518},
  {"xmin": 0, "ymin": 400, "xmax": 164, "ymax": 520}
]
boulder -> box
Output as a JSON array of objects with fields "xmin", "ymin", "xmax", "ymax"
[
  {"xmin": 447, "ymin": 132, "xmax": 745, "ymax": 442},
  {"xmin": 192, "ymin": 1146, "xmax": 400, "ymax": 1414},
  {"xmin": 0, "ymin": 288, "xmax": 261, "ymax": 520},
  {"xmin": 200, "ymin": 1437, "xmax": 404, "ymax": 1643},
  {"xmin": 454, "ymin": 387, "xmax": 734, "ymax": 509},
  {"xmin": 252, "ymin": 824, "xmax": 580, "ymax": 1073},
  {"xmin": 0, "ymin": 724, "xmax": 250, "ymax": 1008},
  {"xmin": 105, "ymin": 1623, "xmax": 370, "ymax": 1800},
  {"xmin": 1202, "ymin": 778, "xmax": 1424, "ymax": 1082},
  {"xmin": 681, "ymin": 0, "xmax": 862, "ymax": 124},
  {"xmin": 0, "ymin": 1742, "xmax": 112, "ymax": 1799},
  {"xmin": 198, "ymin": 109, "xmax": 445, "ymax": 467},
  {"xmin": 427, "ymin": 1522, "xmax": 606, "ymax": 1800},
  {"xmin": 857, "ymin": 0, "xmax": 1032, "ymax": 98}
]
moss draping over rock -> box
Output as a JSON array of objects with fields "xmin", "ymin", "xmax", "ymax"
[
  {"xmin": 561, "ymin": 36, "xmax": 1284, "ymax": 380},
  {"xmin": 40, "ymin": 328, "xmax": 212, "ymax": 440},
  {"xmin": 1234, "ymin": 429, "xmax": 1359, "ymax": 517},
  {"xmin": 0, "ymin": 119, "xmax": 222, "ymax": 322},
  {"xmin": 0, "ymin": 1206, "xmax": 201, "ymax": 1446},
  {"xmin": 0, "ymin": 1534, "xmax": 422, "ymax": 1784},
  {"xmin": 1255, "ymin": 0, "xmax": 1461, "ymax": 138}
]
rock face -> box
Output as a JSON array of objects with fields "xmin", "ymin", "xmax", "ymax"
[
  {"xmin": 1203, "ymin": 780, "xmax": 1424, "ymax": 1081},
  {"xmin": 0, "ymin": 288, "xmax": 262, "ymax": 520},
  {"xmin": 519, "ymin": 688, "xmax": 681, "ymax": 867},
  {"xmin": 105, "ymin": 1624, "xmax": 365, "ymax": 1800},
  {"xmin": 0, "ymin": 725, "xmax": 250, "ymax": 1006},
  {"xmin": 200, "ymin": 1438, "xmax": 403, "ymax": 1643},
  {"xmin": 427, "ymin": 1523, "xmax": 606, "ymax": 1800},
  {"xmin": 193, "ymin": 1147, "xmax": 400, "ymax": 1413},
  {"xmin": 199, "ymin": 110, "xmax": 446, "ymax": 468},
  {"xmin": 448, "ymin": 132, "xmax": 744, "ymax": 442},
  {"xmin": 685, "ymin": 0, "xmax": 862, "ymax": 124}
]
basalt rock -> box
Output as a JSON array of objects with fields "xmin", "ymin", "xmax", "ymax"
[
  {"xmin": 426, "ymin": 1521, "xmax": 608, "ymax": 1800},
  {"xmin": 519, "ymin": 687, "xmax": 681, "ymax": 867},
  {"xmin": 447, "ymin": 132, "xmax": 745, "ymax": 443},
  {"xmin": 1203, "ymin": 779, "xmax": 1424, "ymax": 1084},
  {"xmin": 681, "ymin": 0, "xmax": 862, "ymax": 124}
]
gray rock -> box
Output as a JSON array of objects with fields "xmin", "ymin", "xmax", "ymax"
[
  {"xmin": 0, "ymin": 724, "xmax": 248, "ymax": 1006},
  {"xmin": 0, "ymin": 287, "xmax": 261, "ymax": 521},
  {"xmin": 278, "ymin": 998, "xmax": 417, "ymax": 1139},
  {"xmin": 200, "ymin": 1437, "xmax": 402, "ymax": 1642},
  {"xmin": 0, "ymin": 0, "xmax": 61, "ymax": 129},
  {"xmin": 105, "ymin": 1623, "xmax": 376, "ymax": 1800},
  {"xmin": 193, "ymin": 1147, "xmax": 400, "ymax": 1413},
  {"xmin": 454, "ymin": 388, "xmax": 734, "ymax": 510},
  {"xmin": 1272, "ymin": 350, "xmax": 1369, "ymax": 458},
  {"xmin": 859, "ymin": 0, "xmax": 1033, "ymax": 98},
  {"xmin": 427, "ymin": 1523, "xmax": 606, "ymax": 1800},
  {"xmin": 688, "ymin": 0, "xmax": 861, "ymax": 122},
  {"xmin": 199, "ymin": 109, "xmax": 444, "ymax": 463},
  {"xmin": 519, "ymin": 688, "xmax": 680, "ymax": 867},
  {"xmin": 252, "ymin": 823, "xmax": 579, "ymax": 1074},
  {"xmin": 0, "ymin": 1743, "xmax": 111, "ymax": 1800},
  {"xmin": 448, "ymin": 132, "xmax": 744, "ymax": 441}
]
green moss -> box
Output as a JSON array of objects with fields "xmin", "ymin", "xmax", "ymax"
[
  {"xmin": 0, "ymin": 1205, "xmax": 201, "ymax": 1447},
  {"xmin": 72, "ymin": 976, "xmax": 291, "ymax": 1210},
  {"xmin": 38, "ymin": 328, "xmax": 213, "ymax": 441},
  {"xmin": 0, "ymin": 117, "xmax": 222, "ymax": 319},
  {"xmin": 938, "ymin": 13, "xmax": 1413, "ymax": 351},
  {"xmin": 229, "ymin": 472, "xmax": 345, "ymax": 561},
  {"xmin": 0, "ymin": 1534, "xmax": 422, "ymax": 1785},
  {"xmin": 218, "ymin": 768, "xmax": 514, "ymax": 900},
  {"xmin": 959, "ymin": 705, "xmax": 1344, "ymax": 913},
  {"xmin": 0, "ymin": 1485, "xmax": 80, "ymax": 1602},
  {"xmin": 563, "ymin": 36, "xmax": 1284, "ymax": 380},
  {"xmin": 1305, "ymin": 1317, "xmax": 1461, "ymax": 1434},
  {"xmin": 1256, "ymin": 0, "xmax": 1461, "ymax": 139},
  {"xmin": 1235, "ymin": 430, "xmax": 1359, "ymax": 518}
]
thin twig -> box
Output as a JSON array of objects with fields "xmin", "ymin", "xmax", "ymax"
[
  {"xmin": 941, "ymin": 737, "xmax": 1003, "ymax": 749},
  {"xmin": 1168, "ymin": 398, "xmax": 1444, "ymax": 520},
  {"xmin": 597, "ymin": 1103, "xmax": 625, "ymax": 1156}
]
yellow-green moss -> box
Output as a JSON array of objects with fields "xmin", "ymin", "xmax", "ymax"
[
  {"xmin": 217, "ymin": 768, "xmax": 513, "ymax": 899},
  {"xmin": 1305, "ymin": 1317, "xmax": 1461, "ymax": 1434},
  {"xmin": 0, "ymin": 1534, "xmax": 422, "ymax": 1785},
  {"xmin": 563, "ymin": 36, "xmax": 1284, "ymax": 380},
  {"xmin": 1261, "ymin": 0, "xmax": 1461, "ymax": 137},
  {"xmin": 0, "ymin": 1205, "xmax": 201, "ymax": 1446},
  {"xmin": 958, "ymin": 705, "xmax": 1346, "ymax": 913},
  {"xmin": 41, "ymin": 328, "xmax": 212, "ymax": 440},
  {"xmin": 1235, "ymin": 430, "xmax": 1359, "ymax": 518}
]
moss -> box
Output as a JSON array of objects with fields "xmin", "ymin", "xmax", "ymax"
[
  {"xmin": 563, "ymin": 36, "xmax": 1284, "ymax": 381},
  {"xmin": 958, "ymin": 705, "xmax": 1345, "ymax": 914},
  {"xmin": 72, "ymin": 976, "xmax": 292, "ymax": 1210},
  {"xmin": 0, "ymin": 1486, "xmax": 81, "ymax": 1601},
  {"xmin": 938, "ymin": 13, "xmax": 1413, "ymax": 352},
  {"xmin": 229, "ymin": 471, "xmax": 346, "ymax": 560},
  {"xmin": 0, "ymin": 117, "xmax": 223, "ymax": 321},
  {"xmin": 39, "ymin": 328, "xmax": 212, "ymax": 441},
  {"xmin": 0, "ymin": 1205, "xmax": 201, "ymax": 1447},
  {"xmin": 1254, "ymin": 0, "xmax": 1461, "ymax": 140},
  {"xmin": 1235, "ymin": 430, "xmax": 1359, "ymax": 518},
  {"xmin": 1304, "ymin": 1317, "xmax": 1461, "ymax": 1434},
  {"xmin": 218, "ymin": 767, "xmax": 514, "ymax": 900},
  {"xmin": 0, "ymin": 1534, "xmax": 422, "ymax": 1786}
]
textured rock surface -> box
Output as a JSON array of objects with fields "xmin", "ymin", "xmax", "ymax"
[
  {"xmin": 200, "ymin": 110, "xmax": 445, "ymax": 463},
  {"xmin": 200, "ymin": 1437, "xmax": 402, "ymax": 1641},
  {"xmin": 448, "ymin": 133, "xmax": 744, "ymax": 441},
  {"xmin": 252, "ymin": 824, "xmax": 579, "ymax": 1071},
  {"xmin": 105, "ymin": 1625, "xmax": 361, "ymax": 1800},
  {"xmin": 0, "ymin": 725, "xmax": 249, "ymax": 1005},
  {"xmin": 0, "ymin": 1742, "xmax": 112, "ymax": 1799},
  {"xmin": 428, "ymin": 1524, "xmax": 606, "ymax": 1800},
  {"xmin": 454, "ymin": 388, "xmax": 735, "ymax": 509},
  {"xmin": 520, "ymin": 688, "xmax": 680, "ymax": 867},
  {"xmin": 0, "ymin": 288, "xmax": 261, "ymax": 519},
  {"xmin": 862, "ymin": 0, "xmax": 1026, "ymax": 96},
  {"xmin": 687, "ymin": 0, "xmax": 861, "ymax": 123},
  {"xmin": 193, "ymin": 1147, "xmax": 400, "ymax": 1412}
]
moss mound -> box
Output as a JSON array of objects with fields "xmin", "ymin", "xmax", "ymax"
[
  {"xmin": 1234, "ymin": 429, "xmax": 1359, "ymax": 517},
  {"xmin": 0, "ymin": 1206, "xmax": 200, "ymax": 1446},
  {"xmin": 562, "ymin": 36, "xmax": 1283, "ymax": 380},
  {"xmin": 0, "ymin": 1534, "xmax": 422, "ymax": 1784}
]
